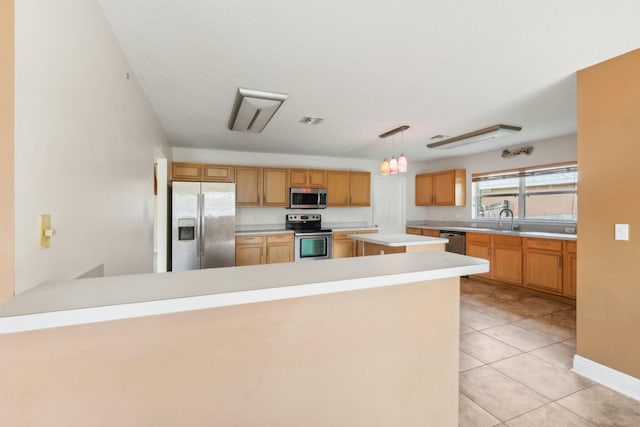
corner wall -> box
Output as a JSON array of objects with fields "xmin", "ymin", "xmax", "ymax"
[
  {"xmin": 576, "ymin": 49, "xmax": 640, "ymax": 378},
  {"xmin": 0, "ymin": 0, "xmax": 14, "ymax": 302},
  {"xmin": 13, "ymin": 0, "xmax": 169, "ymax": 294}
]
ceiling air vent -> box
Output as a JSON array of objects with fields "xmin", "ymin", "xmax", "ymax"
[{"xmin": 229, "ymin": 88, "xmax": 288, "ymax": 133}]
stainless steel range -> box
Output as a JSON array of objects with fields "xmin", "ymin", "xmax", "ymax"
[{"xmin": 285, "ymin": 214, "xmax": 333, "ymax": 261}]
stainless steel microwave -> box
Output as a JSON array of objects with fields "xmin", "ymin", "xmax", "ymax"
[{"xmin": 289, "ymin": 187, "xmax": 327, "ymax": 209}]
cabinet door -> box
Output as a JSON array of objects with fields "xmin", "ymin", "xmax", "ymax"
[
  {"xmin": 308, "ymin": 170, "xmax": 327, "ymax": 188},
  {"xmin": 235, "ymin": 167, "xmax": 262, "ymax": 206},
  {"xmin": 524, "ymin": 250, "xmax": 563, "ymax": 294},
  {"xmin": 263, "ymin": 168, "xmax": 289, "ymax": 207},
  {"xmin": 433, "ymin": 169, "xmax": 466, "ymax": 206},
  {"xmin": 493, "ymin": 245, "xmax": 523, "ymax": 285},
  {"xmin": 266, "ymin": 234, "xmax": 293, "ymax": 263},
  {"xmin": 327, "ymin": 171, "xmax": 350, "ymax": 206},
  {"xmin": 290, "ymin": 169, "xmax": 308, "ymax": 187},
  {"xmin": 349, "ymin": 172, "xmax": 371, "ymax": 206},
  {"xmin": 236, "ymin": 245, "xmax": 264, "ymax": 266},
  {"xmin": 466, "ymin": 233, "xmax": 492, "ymax": 278},
  {"xmin": 267, "ymin": 244, "xmax": 293, "ymax": 263},
  {"xmin": 203, "ymin": 165, "xmax": 234, "ymax": 182},
  {"xmin": 333, "ymin": 239, "xmax": 356, "ymax": 258},
  {"xmin": 415, "ymin": 173, "xmax": 434, "ymax": 206},
  {"xmin": 172, "ymin": 162, "xmax": 202, "ymax": 181}
]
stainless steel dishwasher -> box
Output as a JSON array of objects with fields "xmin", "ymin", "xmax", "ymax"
[{"xmin": 440, "ymin": 230, "xmax": 466, "ymax": 255}]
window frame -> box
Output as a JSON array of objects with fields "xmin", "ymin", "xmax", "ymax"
[{"xmin": 472, "ymin": 162, "xmax": 578, "ymax": 222}]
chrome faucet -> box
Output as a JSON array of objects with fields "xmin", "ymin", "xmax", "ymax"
[{"xmin": 499, "ymin": 208, "xmax": 515, "ymax": 231}]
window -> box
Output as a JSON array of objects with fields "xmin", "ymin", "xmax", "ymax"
[{"xmin": 472, "ymin": 163, "xmax": 577, "ymax": 221}]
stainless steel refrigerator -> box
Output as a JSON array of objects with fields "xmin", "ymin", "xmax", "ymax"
[{"xmin": 171, "ymin": 181, "xmax": 235, "ymax": 271}]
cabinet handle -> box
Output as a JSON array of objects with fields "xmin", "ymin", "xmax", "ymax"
[
  {"xmin": 558, "ymin": 255, "xmax": 562, "ymax": 267},
  {"xmin": 487, "ymin": 247, "xmax": 490, "ymax": 257}
]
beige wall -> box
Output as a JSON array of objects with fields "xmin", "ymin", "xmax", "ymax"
[
  {"xmin": 577, "ymin": 49, "xmax": 640, "ymax": 378},
  {"xmin": 0, "ymin": 278, "xmax": 459, "ymax": 426},
  {"xmin": 0, "ymin": 0, "xmax": 14, "ymax": 302},
  {"xmin": 13, "ymin": 0, "xmax": 169, "ymax": 294}
]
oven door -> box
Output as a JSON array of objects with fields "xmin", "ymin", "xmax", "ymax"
[{"xmin": 294, "ymin": 233, "xmax": 333, "ymax": 261}]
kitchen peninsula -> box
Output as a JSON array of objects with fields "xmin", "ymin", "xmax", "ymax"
[
  {"xmin": 348, "ymin": 232, "xmax": 448, "ymax": 256},
  {"xmin": 0, "ymin": 252, "xmax": 488, "ymax": 426}
]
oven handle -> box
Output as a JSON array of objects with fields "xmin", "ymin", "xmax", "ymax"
[{"xmin": 295, "ymin": 232, "xmax": 333, "ymax": 238}]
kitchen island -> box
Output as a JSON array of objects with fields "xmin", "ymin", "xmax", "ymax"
[
  {"xmin": 348, "ymin": 232, "xmax": 448, "ymax": 256},
  {"xmin": 0, "ymin": 252, "xmax": 487, "ymax": 427}
]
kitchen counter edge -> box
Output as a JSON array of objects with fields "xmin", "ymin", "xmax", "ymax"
[
  {"xmin": 0, "ymin": 252, "xmax": 487, "ymax": 335},
  {"xmin": 409, "ymin": 225, "xmax": 577, "ymax": 241}
]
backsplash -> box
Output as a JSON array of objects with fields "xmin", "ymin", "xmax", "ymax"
[
  {"xmin": 406, "ymin": 219, "xmax": 577, "ymax": 234},
  {"xmin": 236, "ymin": 207, "xmax": 373, "ymax": 227}
]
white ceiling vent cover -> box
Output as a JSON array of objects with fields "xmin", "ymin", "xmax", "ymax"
[{"xmin": 229, "ymin": 88, "xmax": 288, "ymax": 133}]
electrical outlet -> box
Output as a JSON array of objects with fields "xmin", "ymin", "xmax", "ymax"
[
  {"xmin": 564, "ymin": 227, "xmax": 576, "ymax": 234},
  {"xmin": 471, "ymin": 223, "xmax": 477, "ymax": 228}
]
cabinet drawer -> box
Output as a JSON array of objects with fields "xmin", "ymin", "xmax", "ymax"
[
  {"xmin": 236, "ymin": 235, "xmax": 265, "ymax": 245},
  {"xmin": 525, "ymin": 238, "xmax": 562, "ymax": 251},
  {"xmin": 493, "ymin": 235, "xmax": 522, "ymax": 246},
  {"xmin": 565, "ymin": 241, "xmax": 577, "ymax": 253},
  {"xmin": 466, "ymin": 232, "xmax": 491, "ymax": 244},
  {"xmin": 422, "ymin": 229, "xmax": 441, "ymax": 238},
  {"xmin": 267, "ymin": 234, "xmax": 293, "ymax": 244}
]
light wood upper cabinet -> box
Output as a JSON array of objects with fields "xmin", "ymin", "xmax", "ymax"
[
  {"xmin": 416, "ymin": 169, "xmax": 466, "ymax": 206},
  {"xmin": 262, "ymin": 168, "xmax": 289, "ymax": 207},
  {"xmin": 523, "ymin": 238, "xmax": 563, "ymax": 294},
  {"xmin": 415, "ymin": 173, "xmax": 434, "ymax": 206},
  {"xmin": 290, "ymin": 169, "xmax": 327, "ymax": 188},
  {"xmin": 172, "ymin": 162, "xmax": 203, "ymax": 181},
  {"xmin": 203, "ymin": 164, "xmax": 234, "ymax": 182},
  {"xmin": 235, "ymin": 167, "xmax": 262, "ymax": 206},
  {"xmin": 172, "ymin": 162, "xmax": 234, "ymax": 182},
  {"xmin": 327, "ymin": 171, "xmax": 350, "ymax": 207},
  {"xmin": 349, "ymin": 171, "xmax": 371, "ymax": 206},
  {"xmin": 327, "ymin": 171, "xmax": 371, "ymax": 207}
]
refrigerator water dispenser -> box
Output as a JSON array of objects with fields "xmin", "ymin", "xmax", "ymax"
[{"xmin": 178, "ymin": 218, "xmax": 196, "ymax": 240}]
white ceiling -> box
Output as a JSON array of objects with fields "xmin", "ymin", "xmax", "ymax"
[{"xmin": 98, "ymin": 0, "xmax": 640, "ymax": 162}]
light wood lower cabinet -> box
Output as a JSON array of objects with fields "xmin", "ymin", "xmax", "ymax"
[
  {"xmin": 236, "ymin": 233, "xmax": 293, "ymax": 266},
  {"xmin": 467, "ymin": 232, "xmax": 576, "ymax": 299},
  {"xmin": 235, "ymin": 235, "xmax": 265, "ymax": 266},
  {"xmin": 492, "ymin": 235, "xmax": 523, "ymax": 285},
  {"xmin": 406, "ymin": 227, "xmax": 441, "ymax": 238},
  {"xmin": 523, "ymin": 238, "xmax": 563, "ymax": 294},
  {"xmin": 266, "ymin": 234, "xmax": 294, "ymax": 264},
  {"xmin": 466, "ymin": 233, "xmax": 522, "ymax": 285},
  {"xmin": 333, "ymin": 230, "xmax": 378, "ymax": 258}
]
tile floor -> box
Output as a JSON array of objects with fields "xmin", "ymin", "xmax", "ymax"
[{"xmin": 458, "ymin": 278, "xmax": 640, "ymax": 426}]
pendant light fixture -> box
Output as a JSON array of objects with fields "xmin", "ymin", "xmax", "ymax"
[{"xmin": 379, "ymin": 125, "xmax": 409, "ymax": 175}]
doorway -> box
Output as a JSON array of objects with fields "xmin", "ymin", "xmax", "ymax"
[{"xmin": 373, "ymin": 175, "xmax": 406, "ymax": 233}]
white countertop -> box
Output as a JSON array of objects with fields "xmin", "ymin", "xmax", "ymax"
[
  {"xmin": 0, "ymin": 252, "xmax": 488, "ymax": 334},
  {"xmin": 347, "ymin": 232, "xmax": 448, "ymax": 247},
  {"xmin": 410, "ymin": 225, "xmax": 577, "ymax": 241}
]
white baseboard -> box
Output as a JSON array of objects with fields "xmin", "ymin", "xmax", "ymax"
[{"xmin": 573, "ymin": 355, "xmax": 640, "ymax": 401}]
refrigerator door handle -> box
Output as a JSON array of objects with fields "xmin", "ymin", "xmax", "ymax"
[{"xmin": 199, "ymin": 193, "xmax": 205, "ymax": 258}]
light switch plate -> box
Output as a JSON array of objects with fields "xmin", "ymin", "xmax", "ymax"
[
  {"xmin": 615, "ymin": 224, "xmax": 629, "ymax": 241},
  {"xmin": 39, "ymin": 214, "xmax": 52, "ymax": 248}
]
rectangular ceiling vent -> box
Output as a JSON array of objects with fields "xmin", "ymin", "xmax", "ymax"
[{"xmin": 229, "ymin": 88, "xmax": 288, "ymax": 133}]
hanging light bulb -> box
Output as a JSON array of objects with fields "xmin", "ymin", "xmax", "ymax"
[
  {"xmin": 398, "ymin": 153, "xmax": 408, "ymax": 172},
  {"xmin": 389, "ymin": 156, "xmax": 398, "ymax": 174},
  {"xmin": 380, "ymin": 159, "xmax": 390, "ymax": 175}
]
